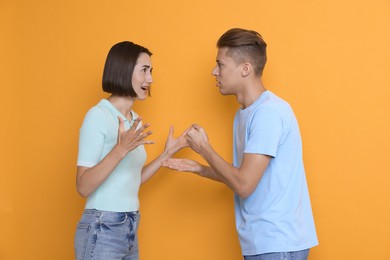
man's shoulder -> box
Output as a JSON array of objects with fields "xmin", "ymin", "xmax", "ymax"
[
  {"xmin": 258, "ymin": 91, "xmax": 293, "ymax": 113},
  {"xmin": 262, "ymin": 91, "xmax": 289, "ymax": 106},
  {"xmin": 247, "ymin": 92, "xmax": 296, "ymax": 125}
]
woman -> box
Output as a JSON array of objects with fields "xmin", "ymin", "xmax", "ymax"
[{"xmin": 75, "ymin": 41, "xmax": 187, "ymax": 259}]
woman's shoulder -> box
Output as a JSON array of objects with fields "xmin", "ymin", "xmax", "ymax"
[
  {"xmin": 85, "ymin": 104, "xmax": 106, "ymax": 119},
  {"xmin": 81, "ymin": 101, "xmax": 111, "ymax": 127}
]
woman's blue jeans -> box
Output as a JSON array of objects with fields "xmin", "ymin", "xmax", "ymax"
[
  {"xmin": 244, "ymin": 249, "xmax": 310, "ymax": 260},
  {"xmin": 75, "ymin": 209, "xmax": 140, "ymax": 260}
]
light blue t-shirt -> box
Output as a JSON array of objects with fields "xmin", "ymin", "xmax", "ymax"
[
  {"xmin": 77, "ymin": 99, "xmax": 146, "ymax": 212},
  {"xmin": 233, "ymin": 91, "xmax": 318, "ymax": 255}
]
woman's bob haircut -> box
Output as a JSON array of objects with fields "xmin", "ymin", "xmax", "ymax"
[{"xmin": 102, "ymin": 41, "xmax": 152, "ymax": 97}]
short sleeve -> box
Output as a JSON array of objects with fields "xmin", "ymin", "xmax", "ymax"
[
  {"xmin": 77, "ymin": 107, "xmax": 106, "ymax": 167},
  {"xmin": 245, "ymin": 107, "xmax": 283, "ymax": 157}
]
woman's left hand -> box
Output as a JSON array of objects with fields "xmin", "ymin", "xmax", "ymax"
[{"xmin": 164, "ymin": 126, "xmax": 190, "ymax": 156}]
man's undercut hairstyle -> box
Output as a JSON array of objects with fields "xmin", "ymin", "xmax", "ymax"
[
  {"xmin": 103, "ymin": 41, "xmax": 152, "ymax": 97},
  {"xmin": 217, "ymin": 28, "xmax": 267, "ymax": 76}
]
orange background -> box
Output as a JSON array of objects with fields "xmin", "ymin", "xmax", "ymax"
[{"xmin": 1, "ymin": 0, "xmax": 390, "ymax": 259}]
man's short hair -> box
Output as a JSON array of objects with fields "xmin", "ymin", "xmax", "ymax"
[
  {"xmin": 102, "ymin": 41, "xmax": 152, "ymax": 97},
  {"xmin": 217, "ymin": 28, "xmax": 267, "ymax": 76}
]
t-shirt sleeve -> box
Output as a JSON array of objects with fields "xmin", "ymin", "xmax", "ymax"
[
  {"xmin": 77, "ymin": 108, "xmax": 106, "ymax": 167},
  {"xmin": 244, "ymin": 107, "xmax": 283, "ymax": 157}
]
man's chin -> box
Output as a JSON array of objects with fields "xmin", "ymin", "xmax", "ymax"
[{"xmin": 218, "ymin": 88, "xmax": 231, "ymax": 96}]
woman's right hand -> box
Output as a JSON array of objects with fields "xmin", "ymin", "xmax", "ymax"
[
  {"xmin": 162, "ymin": 158, "xmax": 203, "ymax": 173},
  {"xmin": 116, "ymin": 116, "xmax": 154, "ymax": 155}
]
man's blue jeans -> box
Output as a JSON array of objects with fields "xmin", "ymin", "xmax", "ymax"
[
  {"xmin": 244, "ymin": 249, "xmax": 310, "ymax": 260},
  {"xmin": 74, "ymin": 209, "xmax": 140, "ymax": 260}
]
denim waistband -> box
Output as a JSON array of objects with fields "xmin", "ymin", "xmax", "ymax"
[
  {"xmin": 82, "ymin": 209, "xmax": 140, "ymax": 224},
  {"xmin": 83, "ymin": 208, "xmax": 139, "ymax": 216}
]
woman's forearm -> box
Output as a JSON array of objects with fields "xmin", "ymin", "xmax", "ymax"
[{"xmin": 140, "ymin": 150, "xmax": 171, "ymax": 184}]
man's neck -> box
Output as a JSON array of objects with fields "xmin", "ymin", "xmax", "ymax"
[{"xmin": 236, "ymin": 79, "xmax": 266, "ymax": 109}]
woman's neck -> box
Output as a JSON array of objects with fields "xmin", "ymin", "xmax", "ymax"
[{"xmin": 107, "ymin": 95, "xmax": 135, "ymax": 120}]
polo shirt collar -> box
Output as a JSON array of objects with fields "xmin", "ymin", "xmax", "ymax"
[{"xmin": 98, "ymin": 99, "xmax": 135, "ymax": 122}]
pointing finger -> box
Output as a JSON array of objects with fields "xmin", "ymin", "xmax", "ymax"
[
  {"xmin": 181, "ymin": 126, "xmax": 192, "ymax": 137},
  {"xmin": 118, "ymin": 116, "xmax": 125, "ymax": 133},
  {"xmin": 191, "ymin": 124, "xmax": 202, "ymax": 131},
  {"xmin": 138, "ymin": 130, "xmax": 153, "ymax": 140},
  {"xmin": 168, "ymin": 125, "xmax": 174, "ymax": 138},
  {"xmin": 141, "ymin": 140, "xmax": 155, "ymax": 145},
  {"xmin": 130, "ymin": 117, "xmax": 142, "ymax": 131},
  {"xmin": 135, "ymin": 123, "xmax": 151, "ymax": 136}
]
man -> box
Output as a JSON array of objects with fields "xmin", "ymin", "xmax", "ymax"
[{"xmin": 163, "ymin": 28, "xmax": 318, "ymax": 259}]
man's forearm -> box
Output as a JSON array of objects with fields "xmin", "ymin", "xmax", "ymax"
[
  {"xmin": 199, "ymin": 165, "xmax": 225, "ymax": 182},
  {"xmin": 199, "ymin": 144, "xmax": 242, "ymax": 193}
]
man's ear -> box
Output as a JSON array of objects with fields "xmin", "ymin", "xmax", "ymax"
[{"xmin": 241, "ymin": 62, "xmax": 252, "ymax": 77}]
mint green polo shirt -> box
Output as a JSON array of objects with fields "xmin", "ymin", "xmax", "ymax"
[{"xmin": 77, "ymin": 99, "xmax": 146, "ymax": 212}]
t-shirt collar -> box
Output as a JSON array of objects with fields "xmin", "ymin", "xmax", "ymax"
[{"xmin": 241, "ymin": 90, "xmax": 270, "ymax": 112}]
